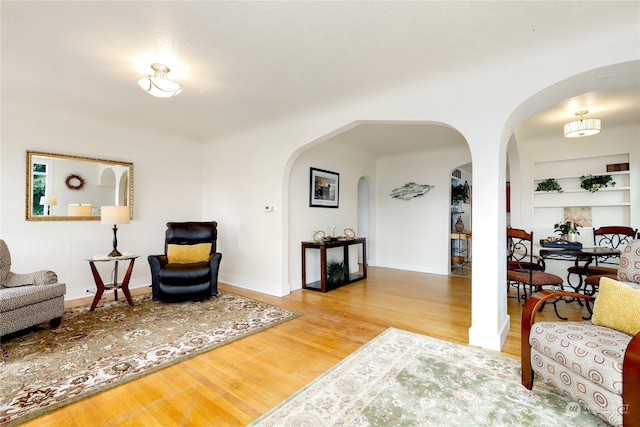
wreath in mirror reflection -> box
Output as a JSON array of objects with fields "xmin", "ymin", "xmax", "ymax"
[{"xmin": 65, "ymin": 174, "xmax": 85, "ymax": 190}]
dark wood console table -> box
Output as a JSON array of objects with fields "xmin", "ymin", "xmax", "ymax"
[{"xmin": 302, "ymin": 238, "xmax": 367, "ymax": 292}]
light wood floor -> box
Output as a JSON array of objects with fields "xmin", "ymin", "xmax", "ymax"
[{"xmin": 23, "ymin": 266, "xmax": 590, "ymax": 426}]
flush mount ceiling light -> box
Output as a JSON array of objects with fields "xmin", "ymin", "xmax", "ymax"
[
  {"xmin": 137, "ymin": 63, "xmax": 182, "ymax": 98},
  {"xmin": 563, "ymin": 110, "xmax": 601, "ymax": 138}
]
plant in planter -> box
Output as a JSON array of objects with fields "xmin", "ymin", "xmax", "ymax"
[
  {"xmin": 553, "ymin": 221, "xmax": 581, "ymax": 241},
  {"xmin": 535, "ymin": 178, "xmax": 563, "ymax": 192},
  {"xmin": 580, "ymin": 174, "xmax": 616, "ymax": 193},
  {"xmin": 326, "ymin": 260, "xmax": 348, "ymax": 285},
  {"xmin": 452, "ymin": 181, "xmax": 470, "ymax": 203}
]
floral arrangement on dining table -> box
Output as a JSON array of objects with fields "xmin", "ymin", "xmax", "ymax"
[{"xmin": 553, "ymin": 221, "xmax": 581, "ymax": 239}]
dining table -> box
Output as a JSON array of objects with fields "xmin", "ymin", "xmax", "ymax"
[{"xmin": 538, "ymin": 245, "xmax": 620, "ymax": 290}]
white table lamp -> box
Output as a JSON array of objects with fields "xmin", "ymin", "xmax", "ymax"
[
  {"xmin": 101, "ymin": 206, "xmax": 130, "ymax": 257},
  {"xmin": 68, "ymin": 204, "xmax": 91, "ymax": 216},
  {"xmin": 40, "ymin": 196, "xmax": 57, "ymax": 215}
]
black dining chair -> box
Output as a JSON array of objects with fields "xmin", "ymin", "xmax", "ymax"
[
  {"xmin": 566, "ymin": 226, "xmax": 637, "ymax": 291},
  {"xmin": 507, "ymin": 228, "xmax": 564, "ymax": 304}
]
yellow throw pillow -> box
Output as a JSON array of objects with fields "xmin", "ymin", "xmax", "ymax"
[
  {"xmin": 167, "ymin": 243, "xmax": 212, "ymax": 264},
  {"xmin": 591, "ymin": 277, "xmax": 640, "ymax": 336}
]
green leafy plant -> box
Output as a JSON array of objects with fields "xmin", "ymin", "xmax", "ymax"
[
  {"xmin": 452, "ymin": 182, "xmax": 470, "ymax": 203},
  {"xmin": 553, "ymin": 221, "xmax": 581, "ymax": 237},
  {"xmin": 580, "ymin": 174, "xmax": 616, "ymax": 192},
  {"xmin": 326, "ymin": 260, "xmax": 348, "ymax": 285},
  {"xmin": 535, "ymin": 178, "xmax": 563, "ymax": 192}
]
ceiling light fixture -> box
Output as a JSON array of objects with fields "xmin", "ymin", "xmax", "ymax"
[
  {"xmin": 563, "ymin": 110, "xmax": 601, "ymax": 138},
  {"xmin": 137, "ymin": 63, "xmax": 182, "ymax": 98}
]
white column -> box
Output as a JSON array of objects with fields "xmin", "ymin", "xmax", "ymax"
[{"xmin": 468, "ymin": 136, "xmax": 510, "ymax": 351}]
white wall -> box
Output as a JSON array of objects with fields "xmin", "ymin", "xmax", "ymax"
[
  {"xmin": 1, "ymin": 101, "xmax": 204, "ymax": 300},
  {"xmin": 376, "ymin": 147, "xmax": 471, "ymax": 274},
  {"xmin": 289, "ymin": 141, "xmax": 377, "ymax": 288}
]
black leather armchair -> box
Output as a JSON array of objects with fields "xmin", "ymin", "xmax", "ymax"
[{"xmin": 148, "ymin": 222, "xmax": 222, "ymax": 302}]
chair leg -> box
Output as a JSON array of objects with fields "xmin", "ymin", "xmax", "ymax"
[{"xmin": 566, "ymin": 271, "xmax": 585, "ymax": 306}]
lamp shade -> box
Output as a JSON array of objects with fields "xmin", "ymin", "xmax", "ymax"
[
  {"xmin": 138, "ymin": 63, "xmax": 182, "ymax": 98},
  {"xmin": 101, "ymin": 205, "xmax": 130, "ymax": 225},
  {"xmin": 40, "ymin": 196, "xmax": 57, "ymax": 205},
  {"xmin": 68, "ymin": 204, "xmax": 92, "ymax": 216},
  {"xmin": 564, "ymin": 118, "xmax": 601, "ymax": 138}
]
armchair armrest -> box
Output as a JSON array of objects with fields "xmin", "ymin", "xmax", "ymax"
[
  {"xmin": 3, "ymin": 270, "xmax": 58, "ymax": 287},
  {"xmin": 521, "ymin": 290, "xmax": 595, "ymax": 389},
  {"xmin": 148, "ymin": 255, "xmax": 168, "ymax": 300},
  {"xmin": 623, "ymin": 332, "xmax": 640, "ymax": 426},
  {"xmin": 208, "ymin": 252, "xmax": 222, "ymax": 296}
]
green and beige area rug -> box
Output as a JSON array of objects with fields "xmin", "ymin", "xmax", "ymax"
[
  {"xmin": 250, "ymin": 328, "xmax": 610, "ymax": 427},
  {"xmin": 0, "ymin": 291, "xmax": 299, "ymax": 427}
]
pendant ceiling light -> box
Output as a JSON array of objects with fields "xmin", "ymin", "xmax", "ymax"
[
  {"xmin": 138, "ymin": 63, "xmax": 182, "ymax": 98},
  {"xmin": 563, "ymin": 110, "xmax": 601, "ymax": 138}
]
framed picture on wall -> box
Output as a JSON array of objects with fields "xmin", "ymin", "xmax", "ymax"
[{"xmin": 310, "ymin": 167, "xmax": 339, "ymax": 208}]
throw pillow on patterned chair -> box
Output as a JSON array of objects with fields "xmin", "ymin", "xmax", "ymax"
[{"xmin": 521, "ymin": 282, "xmax": 640, "ymax": 427}]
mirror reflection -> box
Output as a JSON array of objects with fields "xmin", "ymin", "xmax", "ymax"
[{"xmin": 26, "ymin": 151, "xmax": 133, "ymax": 221}]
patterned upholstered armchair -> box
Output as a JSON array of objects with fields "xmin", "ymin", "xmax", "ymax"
[
  {"xmin": 521, "ymin": 279, "xmax": 640, "ymax": 426},
  {"xmin": 0, "ymin": 239, "xmax": 66, "ymax": 337}
]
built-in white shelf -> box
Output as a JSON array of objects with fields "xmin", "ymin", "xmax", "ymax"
[{"xmin": 532, "ymin": 153, "xmax": 632, "ymax": 228}]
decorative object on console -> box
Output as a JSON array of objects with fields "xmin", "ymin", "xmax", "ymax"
[
  {"xmin": 390, "ymin": 182, "xmax": 435, "ymax": 200},
  {"xmin": 313, "ymin": 230, "xmax": 325, "ymax": 242},
  {"xmin": 39, "ymin": 196, "xmax": 57, "ymax": 215},
  {"xmin": 138, "ymin": 63, "xmax": 182, "ymax": 98},
  {"xmin": 535, "ymin": 178, "xmax": 563, "ymax": 192},
  {"xmin": 310, "ymin": 167, "xmax": 340, "ymax": 208},
  {"xmin": 580, "ymin": 174, "xmax": 616, "ymax": 192},
  {"xmin": 344, "ymin": 228, "xmax": 356, "ymax": 239},
  {"xmin": 64, "ymin": 173, "xmax": 85, "ymax": 190},
  {"xmin": 563, "ymin": 110, "xmax": 601, "ymax": 138},
  {"xmin": 101, "ymin": 205, "xmax": 130, "ymax": 257}
]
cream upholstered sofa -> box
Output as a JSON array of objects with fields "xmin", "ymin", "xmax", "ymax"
[
  {"xmin": 521, "ymin": 239, "xmax": 640, "ymax": 427},
  {"xmin": 0, "ymin": 239, "xmax": 66, "ymax": 337}
]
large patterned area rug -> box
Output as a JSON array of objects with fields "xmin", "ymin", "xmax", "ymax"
[
  {"xmin": 250, "ymin": 328, "xmax": 610, "ymax": 427},
  {"xmin": 0, "ymin": 291, "xmax": 299, "ymax": 426}
]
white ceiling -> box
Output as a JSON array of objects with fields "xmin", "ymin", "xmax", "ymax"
[{"xmin": 2, "ymin": 1, "xmax": 638, "ymax": 151}]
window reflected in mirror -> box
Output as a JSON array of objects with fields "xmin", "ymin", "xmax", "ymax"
[{"xmin": 26, "ymin": 151, "xmax": 133, "ymax": 221}]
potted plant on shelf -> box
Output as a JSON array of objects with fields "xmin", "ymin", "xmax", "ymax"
[
  {"xmin": 554, "ymin": 221, "xmax": 581, "ymax": 242},
  {"xmin": 452, "ymin": 181, "xmax": 470, "ymax": 203},
  {"xmin": 580, "ymin": 174, "xmax": 616, "ymax": 193},
  {"xmin": 535, "ymin": 178, "xmax": 563, "ymax": 192}
]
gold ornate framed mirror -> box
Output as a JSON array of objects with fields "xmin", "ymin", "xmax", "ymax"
[{"xmin": 26, "ymin": 151, "xmax": 133, "ymax": 221}]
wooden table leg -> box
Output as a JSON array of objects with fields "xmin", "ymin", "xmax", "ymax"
[
  {"xmin": 301, "ymin": 245, "xmax": 307, "ymax": 289},
  {"xmin": 120, "ymin": 258, "xmax": 136, "ymax": 307},
  {"xmin": 88, "ymin": 261, "xmax": 105, "ymax": 311},
  {"xmin": 320, "ymin": 246, "xmax": 327, "ymax": 293}
]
